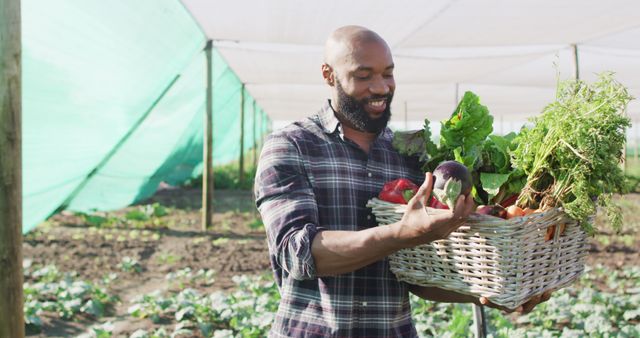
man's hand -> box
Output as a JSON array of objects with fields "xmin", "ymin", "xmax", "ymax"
[
  {"xmin": 395, "ymin": 172, "xmax": 475, "ymax": 247},
  {"xmin": 479, "ymin": 291, "xmax": 553, "ymax": 314}
]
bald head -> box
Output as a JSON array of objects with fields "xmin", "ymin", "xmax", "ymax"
[
  {"xmin": 321, "ymin": 26, "xmax": 395, "ymax": 134},
  {"xmin": 324, "ymin": 26, "xmax": 389, "ymax": 69}
]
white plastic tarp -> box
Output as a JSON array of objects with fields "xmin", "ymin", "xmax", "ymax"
[{"xmin": 181, "ymin": 0, "xmax": 640, "ymax": 133}]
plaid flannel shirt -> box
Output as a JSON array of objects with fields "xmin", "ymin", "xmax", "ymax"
[{"xmin": 255, "ymin": 101, "xmax": 424, "ymax": 337}]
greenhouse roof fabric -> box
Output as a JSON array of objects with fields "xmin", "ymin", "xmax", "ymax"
[
  {"xmin": 181, "ymin": 0, "xmax": 640, "ymax": 122},
  {"xmin": 20, "ymin": 0, "xmax": 640, "ymax": 233}
]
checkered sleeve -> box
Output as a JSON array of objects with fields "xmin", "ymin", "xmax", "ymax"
[{"xmin": 254, "ymin": 133, "xmax": 323, "ymax": 281}]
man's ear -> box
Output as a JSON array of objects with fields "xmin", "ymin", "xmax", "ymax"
[{"xmin": 322, "ymin": 63, "xmax": 335, "ymax": 87}]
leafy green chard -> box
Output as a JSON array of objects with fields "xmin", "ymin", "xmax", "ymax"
[
  {"xmin": 479, "ymin": 133, "xmax": 526, "ymax": 204},
  {"xmin": 393, "ymin": 91, "xmax": 522, "ymax": 205},
  {"xmin": 394, "ymin": 91, "xmax": 492, "ymax": 172},
  {"xmin": 440, "ymin": 91, "xmax": 494, "ymax": 170},
  {"xmin": 511, "ymin": 72, "xmax": 632, "ymax": 233}
]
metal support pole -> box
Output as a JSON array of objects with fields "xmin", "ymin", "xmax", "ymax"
[
  {"xmin": 472, "ymin": 304, "xmax": 487, "ymax": 338},
  {"xmin": 468, "ymin": 66, "xmax": 485, "ymax": 335},
  {"xmin": 202, "ymin": 40, "xmax": 214, "ymax": 230}
]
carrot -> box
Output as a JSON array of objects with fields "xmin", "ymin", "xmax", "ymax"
[
  {"xmin": 544, "ymin": 225, "xmax": 556, "ymax": 241},
  {"xmin": 558, "ymin": 223, "xmax": 566, "ymax": 236},
  {"xmin": 506, "ymin": 205, "xmax": 525, "ymax": 219}
]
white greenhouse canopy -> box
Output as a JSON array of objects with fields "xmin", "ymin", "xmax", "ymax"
[{"xmin": 181, "ymin": 0, "xmax": 640, "ymax": 128}]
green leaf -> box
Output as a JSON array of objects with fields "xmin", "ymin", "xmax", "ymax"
[
  {"xmin": 481, "ymin": 134, "xmax": 515, "ymax": 173},
  {"xmin": 125, "ymin": 210, "xmax": 149, "ymax": 221},
  {"xmin": 480, "ymin": 172, "xmax": 511, "ymax": 200},
  {"xmin": 392, "ymin": 129, "xmax": 426, "ymax": 157},
  {"xmin": 624, "ymin": 309, "xmax": 640, "ymax": 321},
  {"xmin": 152, "ymin": 203, "xmax": 168, "ymax": 217},
  {"xmin": 402, "ymin": 189, "xmax": 415, "ymax": 203},
  {"xmin": 392, "ymin": 118, "xmax": 438, "ymax": 164},
  {"xmin": 440, "ymin": 91, "xmax": 493, "ymax": 153}
]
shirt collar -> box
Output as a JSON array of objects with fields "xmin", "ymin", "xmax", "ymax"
[{"xmin": 318, "ymin": 100, "xmax": 341, "ymax": 135}]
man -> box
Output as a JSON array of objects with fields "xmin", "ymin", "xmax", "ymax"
[{"xmin": 255, "ymin": 25, "xmax": 548, "ymax": 337}]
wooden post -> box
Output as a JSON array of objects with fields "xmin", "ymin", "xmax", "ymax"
[
  {"xmin": 0, "ymin": 0, "xmax": 25, "ymax": 336},
  {"xmin": 252, "ymin": 99, "xmax": 257, "ymax": 169},
  {"xmin": 633, "ymin": 120, "xmax": 640, "ymax": 165},
  {"xmin": 259, "ymin": 108, "xmax": 265, "ymax": 151},
  {"xmin": 202, "ymin": 40, "xmax": 214, "ymax": 230},
  {"xmin": 239, "ymin": 84, "xmax": 245, "ymax": 186},
  {"xmin": 403, "ymin": 101, "xmax": 408, "ymax": 130}
]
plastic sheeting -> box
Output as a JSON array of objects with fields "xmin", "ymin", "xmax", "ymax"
[
  {"xmin": 22, "ymin": 0, "xmax": 269, "ymax": 233},
  {"xmin": 181, "ymin": 0, "xmax": 640, "ymax": 123}
]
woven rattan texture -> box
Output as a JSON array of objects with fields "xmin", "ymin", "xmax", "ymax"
[{"xmin": 367, "ymin": 198, "xmax": 590, "ymax": 309}]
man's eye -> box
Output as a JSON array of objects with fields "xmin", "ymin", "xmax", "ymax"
[{"xmin": 355, "ymin": 74, "xmax": 371, "ymax": 80}]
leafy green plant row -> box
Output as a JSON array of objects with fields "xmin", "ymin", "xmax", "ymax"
[
  {"xmin": 410, "ymin": 264, "xmax": 640, "ymax": 337},
  {"xmin": 23, "ymin": 263, "xmax": 639, "ymax": 337},
  {"xmin": 126, "ymin": 274, "xmax": 278, "ymax": 338},
  {"xmin": 185, "ymin": 163, "xmax": 257, "ymax": 190},
  {"xmin": 74, "ymin": 202, "xmax": 171, "ymax": 228},
  {"xmin": 23, "ymin": 261, "xmax": 119, "ymax": 333}
]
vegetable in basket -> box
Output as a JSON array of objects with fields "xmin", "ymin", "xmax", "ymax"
[
  {"xmin": 378, "ymin": 178, "xmax": 419, "ymax": 204},
  {"xmin": 432, "ymin": 160, "xmax": 472, "ymax": 209},
  {"xmin": 475, "ymin": 204, "xmax": 507, "ymax": 219},
  {"xmin": 511, "ymin": 72, "xmax": 633, "ymax": 234},
  {"xmin": 392, "ymin": 91, "xmax": 525, "ymax": 207}
]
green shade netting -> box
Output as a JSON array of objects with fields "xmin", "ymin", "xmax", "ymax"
[{"xmin": 22, "ymin": 0, "xmax": 270, "ymax": 233}]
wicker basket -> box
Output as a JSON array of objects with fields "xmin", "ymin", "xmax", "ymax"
[{"xmin": 367, "ymin": 198, "xmax": 590, "ymax": 309}]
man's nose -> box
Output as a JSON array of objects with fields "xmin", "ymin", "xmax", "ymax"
[{"xmin": 369, "ymin": 77, "xmax": 390, "ymax": 95}]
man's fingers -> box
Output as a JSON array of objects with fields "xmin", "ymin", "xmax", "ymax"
[
  {"xmin": 411, "ymin": 173, "xmax": 433, "ymax": 209},
  {"xmin": 453, "ymin": 194, "xmax": 466, "ymax": 213},
  {"xmin": 521, "ymin": 295, "xmax": 542, "ymax": 314},
  {"xmin": 451, "ymin": 194, "xmax": 474, "ymax": 222},
  {"xmin": 479, "ymin": 297, "xmax": 517, "ymax": 313},
  {"xmin": 464, "ymin": 194, "xmax": 475, "ymax": 215},
  {"xmin": 481, "ymin": 291, "xmax": 552, "ymax": 316}
]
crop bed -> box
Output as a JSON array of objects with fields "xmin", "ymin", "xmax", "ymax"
[{"xmin": 22, "ymin": 187, "xmax": 640, "ymax": 337}]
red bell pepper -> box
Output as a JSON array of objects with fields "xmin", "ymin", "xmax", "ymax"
[{"xmin": 378, "ymin": 178, "xmax": 419, "ymax": 204}]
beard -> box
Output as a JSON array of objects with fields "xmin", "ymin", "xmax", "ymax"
[{"xmin": 333, "ymin": 80, "xmax": 392, "ymax": 133}]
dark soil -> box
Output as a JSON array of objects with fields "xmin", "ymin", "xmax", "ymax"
[
  {"xmin": 21, "ymin": 188, "xmax": 640, "ymax": 337},
  {"xmin": 23, "ymin": 187, "xmax": 270, "ymax": 337}
]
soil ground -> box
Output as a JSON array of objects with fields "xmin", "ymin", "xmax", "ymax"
[{"xmin": 22, "ymin": 187, "xmax": 640, "ymax": 337}]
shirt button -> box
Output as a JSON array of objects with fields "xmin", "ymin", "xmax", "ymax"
[
  {"xmin": 367, "ymin": 215, "xmax": 371, "ymax": 220},
  {"xmin": 367, "ymin": 172, "xmax": 372, "ymax": 177}
]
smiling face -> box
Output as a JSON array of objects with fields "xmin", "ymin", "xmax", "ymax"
[{"xmin": 323, "ymin": 27, "xmax": 395, "ymax": 133}]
